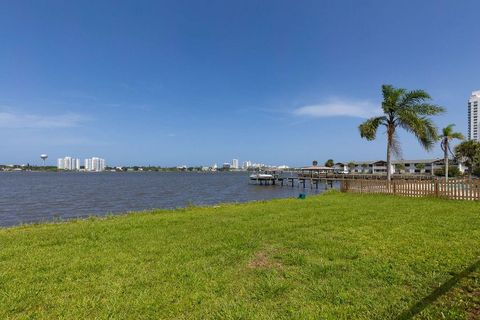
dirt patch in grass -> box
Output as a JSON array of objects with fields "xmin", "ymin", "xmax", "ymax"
[
  {"xmin": 467, "ymin": 288, "xmax": 480, "ymax": 320},
  {"xmin": 247, "ymin": 249, "xmax": 282, "ymax": 269},
  {"xmin": 469, "ymin": 307, "xmax": 480, "ymax": 320}
]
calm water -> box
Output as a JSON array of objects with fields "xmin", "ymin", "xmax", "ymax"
[{"xmin": 0, "ymin": 171, "xmax": 334, "ymax": 227}]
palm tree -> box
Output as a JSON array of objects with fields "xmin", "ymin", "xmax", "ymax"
[
  {"xmin": 439, "ymin": 124, "xmax": 464, "ymax": 182},
  {"xmin": 325, "ymin": 159, "xmax": 334, "ymax": 167},
  {"xmin": 359, "ymin": 85, "xmax": 444, "ymax": 183}
]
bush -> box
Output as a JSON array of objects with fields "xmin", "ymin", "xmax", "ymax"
[
  {"xmin": 434, "ymin": 165, "xmax": 461, "ymax": 177},
  {"xmin": 472, "ymin": 166, "xmax": 480, "ymax": 177}
]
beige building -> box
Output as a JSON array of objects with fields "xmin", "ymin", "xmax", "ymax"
[{"xmin": 334, "ymin": 159, "xmax": 466, "ymax": 175}]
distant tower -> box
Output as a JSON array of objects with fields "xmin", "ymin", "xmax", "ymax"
[
  {"xmin": 232, "ymin": 159, "xmax": 239, "ymax": 169},
  {"xmin": 40, "ymin": 154, "xmax": 48, "ymax": 166},
  {"xmin": 468, "ymin": 90, "xmax": 480, "ymax": 141}
]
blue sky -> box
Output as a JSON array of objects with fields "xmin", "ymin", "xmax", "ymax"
[{"xmin": 1, "ymin": 0, "xmax": 479, "ymax": 166}]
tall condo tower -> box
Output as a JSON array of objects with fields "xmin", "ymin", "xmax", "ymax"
[
  {"xmin": 232, "ymin": 159, "xmax": 239, "ymax": 169},
  {"xmin": 468, "ymin": 90, "xmax": 480, "ymax": 141}
]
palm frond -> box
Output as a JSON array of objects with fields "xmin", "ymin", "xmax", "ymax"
[
  {"xmin": 441, "ymin": 124, "xmax": 464, "ymax": 140},
  {"xmin": 409, "ymin": 103, "xmax": 445, "ymax": 116},
  {"xmin": 416, "ymin": 117, "xmax": 439, "ymax": 150},
  {"xmin": 450, "ymin": 132, "xmax": 465, "ymax": 140},
  {"xmin": 442, "ymin": 124, "xmax": 455, "ymax": 137},
  {"xmin": 381, "ymin": 85, "xmax": 405, "ymax": 114},
  {"xmin": 358, "ymin": 116, "xmax": 386, "ymax": 141},
  {"xmin": 397, "ymin": 110, "xmax": 438, "ymax": 150},
  {"xmin": 399, "ymin": 90, "xmax": 431, "ymax": 107}
]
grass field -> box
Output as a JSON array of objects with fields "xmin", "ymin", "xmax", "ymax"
[{"xmin": 0, "ymin": 192, "xmax": 479, "ymax": 319}]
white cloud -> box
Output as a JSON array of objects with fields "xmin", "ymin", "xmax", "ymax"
[
  {"xmin": 0, "ymin": 112, "xmax": 88, "ymax": 128},
  {"xmin": 294, "ymin": 99, "xmax": 382, "ymax": 119}
]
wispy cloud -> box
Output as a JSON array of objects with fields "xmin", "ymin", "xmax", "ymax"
[
  {"xmin": 294, "ymin": 98, "xmax": 381, "ymax": 119},
  {"xmin": 0, "ymin": 112, "xmax": 88, "ymax": 128}
]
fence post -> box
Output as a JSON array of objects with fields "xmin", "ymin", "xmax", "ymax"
[
  {"xmin": 393, "ymin": 181, "xmax": 396, "ymax": 195},
  {"xmin": 434, "ymin": 181, "xmax": 439, "ymax": 198}
]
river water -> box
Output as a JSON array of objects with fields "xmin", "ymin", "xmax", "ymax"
[{"xmin": 0, "ymin": 171, "xmax": 334, "ymax": 227}]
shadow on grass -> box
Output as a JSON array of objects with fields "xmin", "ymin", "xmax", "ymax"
[{"xmin": 395, "ymin": 259, "xmax": 480, "ymax": 320}]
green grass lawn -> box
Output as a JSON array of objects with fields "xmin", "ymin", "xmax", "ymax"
[{"xmin": 0, "ymin": 192, "xmax": 479, "ymax": 319}]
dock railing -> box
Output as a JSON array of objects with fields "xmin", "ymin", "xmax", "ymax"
[{"xmin": 340, "ymin": 179, "xmax": 480, "ymax": 201}]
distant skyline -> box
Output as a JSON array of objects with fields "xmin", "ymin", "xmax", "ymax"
[{"xmin": 1, "ymin": 1, "xmax": 479, "ymax": 166}]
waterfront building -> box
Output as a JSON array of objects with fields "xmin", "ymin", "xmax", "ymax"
[
  {"xmin": 84, "ymin": 157, "xmax": 106, "ymax": 172},
  {"xmin": 232, "ymin": 159, "xmax": 239, "ymax": 169},
  {"xmin": 468, "ymin": 90, "xmax": 480, "ymax": 141},
  {"xmin": 57, "ymin": 156, "xmax": 80, "ymax": 170},
  {"xmin": 242, "ymin": 160, "xmax": 252, "ymax": 169},
  {"xmin": 57, "ymin": 158, "xmax": 64, "ymax": 169},
  {"xmin": 334, "ymin": 159, "xmax": 466, "ymax": 175},
  {"xmin": 85, "ymin": 158, "xmax": 92, "ymax": 171}
]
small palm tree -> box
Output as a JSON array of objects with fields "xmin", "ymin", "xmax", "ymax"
[
  {"xmin": 439, "ymin": 124, "xmax": 464, "ymax": 181},
  {"xmin": 359, "ymin": 85, "xmax": 444, "ymax": 182}
]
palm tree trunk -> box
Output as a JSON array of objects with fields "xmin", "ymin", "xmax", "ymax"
[
  {"xmin": 444, "ymin": 139, "xmax": 449, "ymax": 182},
  {"xmin": 386, "ymin": 129, "xmax": 392, "ymax": 186}
]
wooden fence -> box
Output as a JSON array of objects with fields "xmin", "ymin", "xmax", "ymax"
[
  {"xmin": 340, "ymin": 179, "xmax": 480, "ymax": 200},
  {"xmin": 298, "ymin": 173, "xmax": 436, "ymax": 181}
]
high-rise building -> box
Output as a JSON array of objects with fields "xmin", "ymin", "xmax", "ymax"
[
  {"xmin": 57, "ymin": 158, "xmax": 64, "ymax": 169},
  {"xmin": 85, "ymin": 158, "xmax": 92, "ymax": 171},
  {"xmin": 84, "ymin": 157, "xmax": 106, "ymax": 172},
  {"xmin": 232, "ymin": 159, "xmax": 239, "ymax": 169},
  {"xmin": 57, "ymin": 156, "xmax": 80, "ymax": 170},
  {"xmin": 468, "ymin": 90, "xmax": 480, "ymax": 141}
]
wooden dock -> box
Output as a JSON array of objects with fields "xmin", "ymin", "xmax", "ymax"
[
  {"xmin": 250, "ymin": 172, "xmax": 437, "ymax": 190},
  {"xmin": 249, "ymin": 176, "xmax": 336, "ymax": 189}
]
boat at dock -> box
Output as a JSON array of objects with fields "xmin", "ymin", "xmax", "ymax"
[{"xmin": 249, "ymin": 173, "xmax": 274, "ymax": 180}]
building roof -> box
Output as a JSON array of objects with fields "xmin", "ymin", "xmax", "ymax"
[
  {"xmin": 391, "ymin": 159, "xmax": 443, "ymax": 164},
  {"xmin": 301, "ymin": 166, "xmax": 334, "ymax": 170},
  {"xmin": 335, "ymin": 158, "xmax": 444, "ymax": 165}
]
